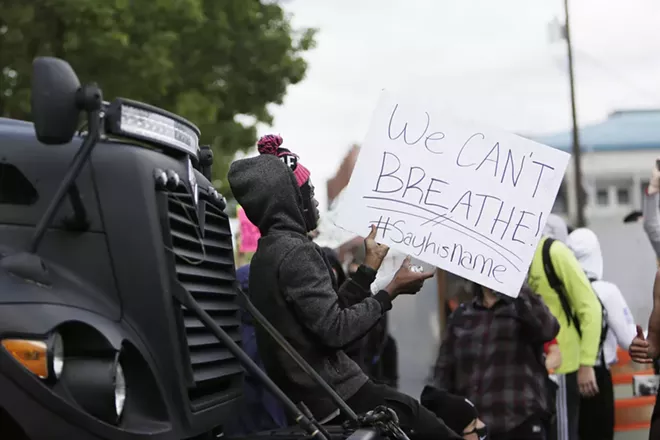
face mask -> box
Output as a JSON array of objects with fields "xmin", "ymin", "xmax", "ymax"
[{"xmin": 475, "ymin": 426, "xmax": 489, "ymax": 439}]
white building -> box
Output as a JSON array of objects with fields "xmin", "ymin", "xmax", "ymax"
[{"xmin": 534, "ymin": 109, "xmax": 660, "ymax": 224}]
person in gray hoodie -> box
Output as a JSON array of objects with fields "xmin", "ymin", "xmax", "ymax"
[{"xmin": 228, "ymin": 135, "xmax": 463, "ymax": 440}]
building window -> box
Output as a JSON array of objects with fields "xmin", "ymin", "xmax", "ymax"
[
  {"xmin": 617, "ymin": 187, "xmax": 630, "ymax": 205},
  {"xmin": 592, "ymin": 177, "xmax": 634, "ymax": 209},
  {"xmin": 596, "ymin": 188, "xmax": 609, "ymax": 206}
]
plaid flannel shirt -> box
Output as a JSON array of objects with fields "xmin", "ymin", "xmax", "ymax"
[{"xmin": 431, "ymin": 287, "xmax": 559, "ymax": 435}]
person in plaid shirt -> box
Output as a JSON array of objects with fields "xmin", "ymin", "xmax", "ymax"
[{"xmin": 430, "ymin": 282, "xmax": 560, "ymax": 440}]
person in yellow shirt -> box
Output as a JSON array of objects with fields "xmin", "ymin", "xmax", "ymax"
[{"xmin": 527, "ymin": 214, "xmax": 603, "ymax": 440}]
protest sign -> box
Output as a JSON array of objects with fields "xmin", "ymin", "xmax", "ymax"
[
  {"xmin": 334, "ymin": 91, "xmax": 570, "ymax": 297},
  {"xmin": 314, "ymin": 190, "xmax": 361, "ymax": 249},
  {"xmin": 238, "ymin": 206, "xmax": 260, "ymax": 253}
]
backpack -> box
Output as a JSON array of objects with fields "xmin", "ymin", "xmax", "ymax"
[{"xmin": 541, "ymin": 238, "xmax": 609, "ymax": 364}]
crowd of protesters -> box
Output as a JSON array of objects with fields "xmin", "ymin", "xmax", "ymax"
[{"xmin": 226, "ymin": 134, "xmax": 660, "ymax": 440}]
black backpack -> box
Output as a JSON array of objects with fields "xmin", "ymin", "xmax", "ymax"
[{"xmin": 541, "ymin": 238, "xmax": 609, "ymax": 364}]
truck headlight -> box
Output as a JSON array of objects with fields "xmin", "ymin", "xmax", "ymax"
[
  {"xmin": 114, "ymin": 362, "xmax": 126, "ymax": 418},
  {"xmin": 1, "ymin": 331, "xmax": 64, "ymax": 380},
  {"xmin": 51, "ymin": 332, "xmax": 64, "ymax": 379},
  {"xmin": 64, "ymin": 354, "xmax": 126, "ymax": 424}
]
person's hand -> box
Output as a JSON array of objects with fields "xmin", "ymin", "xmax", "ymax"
[
  {"xmin": 545, "ymin": 345, "xmax": 562, "ymax": 372},
  {"xmin": 577, "ymin": 365, "xmax": 599, "ymax": 397},
  {"xmin": 648, "ymin": 161, "xmax": 660, "ymax": 195},
  {"xmin": 629, "ymin": 325, "xmax": 654, "ymax": 364},
  {"xmin": 363, "ymin": 225, "xmax": 390, "ymax": 270},
  {"xmin": 385, "ymin": 256, "xmax": 434, "ymax": 298},
  {"xmin": 462, "ymin": 419, "xmax": 486, "ymax": 440}
]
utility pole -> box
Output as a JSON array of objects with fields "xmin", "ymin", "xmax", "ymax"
[{"xmin": 563, "ymin": 0, "xmax": 586, "ymax": 227}]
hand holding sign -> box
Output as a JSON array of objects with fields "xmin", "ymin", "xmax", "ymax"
[
  {"xmin": 384, "ymin": 255, "xmax": 435, "ymax": 298},
  {"xmin": 364, "ymin": 224, "xmax": 391, "ymax": 271},
  {"xmin": 334, "ymin": 90, "xmax": 570, "ymax": 297}
]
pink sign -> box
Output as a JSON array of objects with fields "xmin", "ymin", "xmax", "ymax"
[{"xmin": 238, "ymin": 206, "xmax": 260, "ymax": 253}]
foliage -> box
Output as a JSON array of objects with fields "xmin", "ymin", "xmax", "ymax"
[{"xmin": 0, "ymin": 0, "xmax": 316, "ymax": 192}]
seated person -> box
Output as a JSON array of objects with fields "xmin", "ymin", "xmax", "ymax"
[{"xmin": 228, "ymin": 134, "xmax": 466, "ymax": 439}]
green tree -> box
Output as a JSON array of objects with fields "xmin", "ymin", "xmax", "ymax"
[{"xmin": 0, "ymin": 0, "xmax": 315, "ymax": 192}]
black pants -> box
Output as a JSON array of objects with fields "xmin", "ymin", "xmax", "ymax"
[
  {"xmin": 490, "ymin": 415, "xmax": 547, "ymax": 440},
  {"xmin": 578, "ymin": 366, "xmax": 614, "ymax": 440},
  {"xmin": 341, "ymin": 381, "xmax": 463, "ymax": 440},
  {"xmin": 549, "ymin": 372, "xmax": 580, "ymax": 440}
]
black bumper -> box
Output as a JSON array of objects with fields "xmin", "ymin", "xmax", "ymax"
[{"xmin": 0, "ymin": 354, "xmax": 175, "ymax": 440}]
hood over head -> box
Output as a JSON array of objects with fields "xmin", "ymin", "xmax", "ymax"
[
  {"xmin": 543, "ymin": 214, "xmax": 569, "ymax": 243},
  {"xmin": 228, "ymin": 154, "xmax": 307, "ymax": 236},
  {"xmin": 566, "ymin": 227, "xmax": 603, "ymax": 280}
]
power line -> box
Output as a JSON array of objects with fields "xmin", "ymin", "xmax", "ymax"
[{"xmin": 572, "ymin": 48, "xmax": 660, "ymax": 105}]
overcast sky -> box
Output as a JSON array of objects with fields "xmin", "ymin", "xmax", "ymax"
[{"xmin": 256, "ymin": 0, "xmax": 660, "ymax": 210}]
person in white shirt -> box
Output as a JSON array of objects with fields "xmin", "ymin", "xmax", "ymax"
[{"xmin": 566, "ymin": 228, "xmax": 638, "ymax": 440}]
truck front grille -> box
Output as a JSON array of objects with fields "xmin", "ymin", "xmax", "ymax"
[{"xmin": 163, "ymin": 186, "xmax": 243, "ymax": 409}]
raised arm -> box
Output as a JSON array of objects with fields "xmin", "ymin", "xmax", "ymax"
[
  {"xmin": 279, "ymin": 244, "xmax": 392, "ymax": 349},
  {"xmin": 337, "ymin": 225, "xmax": 390, "ymax": 306},
  {"xmin": 515, "ymin": 287, "xmax": 560, "ymax": 343},
  {"xmin": 642, "ymin": 191, "xmax": 660, "ymax": 259},
  {"xmin": 336, "ymin": 265, "xmax": 378, "ymax": 307}
]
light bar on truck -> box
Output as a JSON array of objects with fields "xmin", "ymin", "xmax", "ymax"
[{"xmin": 105, "ymin": 98, "xmax": 201, "ymax": 159}]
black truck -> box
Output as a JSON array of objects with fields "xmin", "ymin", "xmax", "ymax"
[{"xmin": 0, "ymin": 57, "xmax": 403, "ymax": 440}]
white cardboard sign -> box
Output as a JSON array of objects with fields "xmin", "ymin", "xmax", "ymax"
[{"xmin": 334, "ymin": 91, "xmax": 570, "ymax": 297}]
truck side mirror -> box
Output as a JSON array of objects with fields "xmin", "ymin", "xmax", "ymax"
[{"xmin": 31, "ymin": 57, "xmax": 82, "ymax": 145}]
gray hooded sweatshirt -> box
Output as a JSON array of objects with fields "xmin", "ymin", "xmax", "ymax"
[{"xmin": 228, "ymin": 154, "xmax": 392, "ymax": 419}]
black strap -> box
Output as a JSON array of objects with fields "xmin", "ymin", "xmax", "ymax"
[
  {"xmin": 542, "ymin": 238, "xmax": 610, "ymax": 364},
  {"xmin": 588, "ymin": 277, "xmax": 610, "ymax": 346},
  {"xmin": 542, "ymin": 238, "xmax": 582, "ymax": 337}
]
